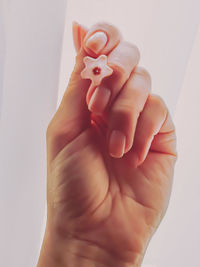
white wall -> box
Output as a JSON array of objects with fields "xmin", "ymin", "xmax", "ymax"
[
  {"xmin": 0, "ymin": 1, "xmax": 67, "ymax": 266},
  {"xmin": 0, "ymin": 0, "xmax": 6, "ymax": 119}
]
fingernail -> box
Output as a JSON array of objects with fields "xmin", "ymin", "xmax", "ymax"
[
  {"xmin": 85, "ymin": 31, "xmax": 108, "ymax": 54},
  {"xmin": 88, "ymin": 86, "xmax": 111, "ymax": 114},
  {"xmin": 109, "ymin": 130, "xmax": 126, "ymax": 158}
]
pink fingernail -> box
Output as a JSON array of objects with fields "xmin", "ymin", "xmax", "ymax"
[
  {"xmin": 85, "ymin": 31, "xmax": 108, "ymax": 54},
  {"xmin": 109, "ymin": 130, "xmax": 126, "ymax": 158}
]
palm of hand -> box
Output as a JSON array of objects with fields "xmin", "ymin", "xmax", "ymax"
[{"xmin": 49, "ymin": 119, "xmax": 175, "ymax": 262}]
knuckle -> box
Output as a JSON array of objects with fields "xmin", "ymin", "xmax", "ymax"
[
  {"xmin": 110, "ymin": 62, "xmax": 128, "ymax": 80},
  {"xmin": 123, "ymin": 41, "xmax": 141, "ymax": 61},
  {"xmin": 109, "ymin": 42, "xmax": 140, "ymax": 79},
  {"xmin": 150, "ymin": 94, "xmax": 167, "ymax": 113},
  {"xmin": 134, "ymin": 66, "xmax": 151, "ymax": 83}
]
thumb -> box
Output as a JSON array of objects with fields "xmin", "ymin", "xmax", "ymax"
[
  {"xmin": 47, "ymin": 22, "xmax": 93, "ymax": 165},
  {"xmin": 72, "ymin": 21, "xmax": 88, "ymax": 53}
]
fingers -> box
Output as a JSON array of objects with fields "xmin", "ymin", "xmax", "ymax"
[
  {"xmin": 48, "ymin": 21, "xmax": 175, "ymax": 169},
  {"xmin": 86, "ymin": 41, "xmax": 140, "ymax": 113},
  {"xmin": 73, "ymin": 21, "xmax": 122, "ymax": 78},
  {"xmin": 82, "ymin": 22, "xmax": 125, "ymax": 108},
  {"xmin": 131, "ymin": 94, "xmax": 177, "ymax": 166},
  {"xmin": 107, "ymin": 66, "xmax": 151, "ymax": 158},
  {"xmin": 83, "ymin": 22, "xmax": 122, "ymax": 56}
]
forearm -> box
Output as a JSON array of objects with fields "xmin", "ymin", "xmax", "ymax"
[{"xmin": 37, "ymin": 225, "xmax": 143, "ymax": 267}]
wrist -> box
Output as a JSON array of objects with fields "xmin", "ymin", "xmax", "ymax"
[{"xmin": 37, "ymin": 223, "xmax": 143, "ymax": 267}]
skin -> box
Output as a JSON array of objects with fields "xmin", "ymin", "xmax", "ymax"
[{"xmin": 37, "ymin": 22, "xmax": 178, "ymax": 267}]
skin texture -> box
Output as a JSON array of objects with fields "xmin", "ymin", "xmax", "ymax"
[{"xmin": 37, "ymin": 21, "xmax": 178, "ymax": 267}]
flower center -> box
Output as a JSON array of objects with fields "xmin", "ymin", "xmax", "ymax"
[{"xmin": 93, "ymin": 67, "xmax": 101, "ymax": 75}]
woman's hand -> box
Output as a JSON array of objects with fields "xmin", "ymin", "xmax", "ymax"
[{"xmin": 37, "ymin": 21, "xmax": 177, "ymax": 267}]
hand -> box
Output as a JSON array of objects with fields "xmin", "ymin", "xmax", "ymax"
[{"xmin": 38, "ymin": 21, "xmax": 177, "ymax": 267}]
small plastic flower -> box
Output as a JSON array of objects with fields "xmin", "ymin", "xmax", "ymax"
[{"xmin": 81, "ymin": 55, "xmax": 113, "ymax": 86}]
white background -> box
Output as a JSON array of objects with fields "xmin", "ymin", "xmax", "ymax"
[{"xmin": 0, "ymin": 0, "xmax": 200, "ymax": 266}]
